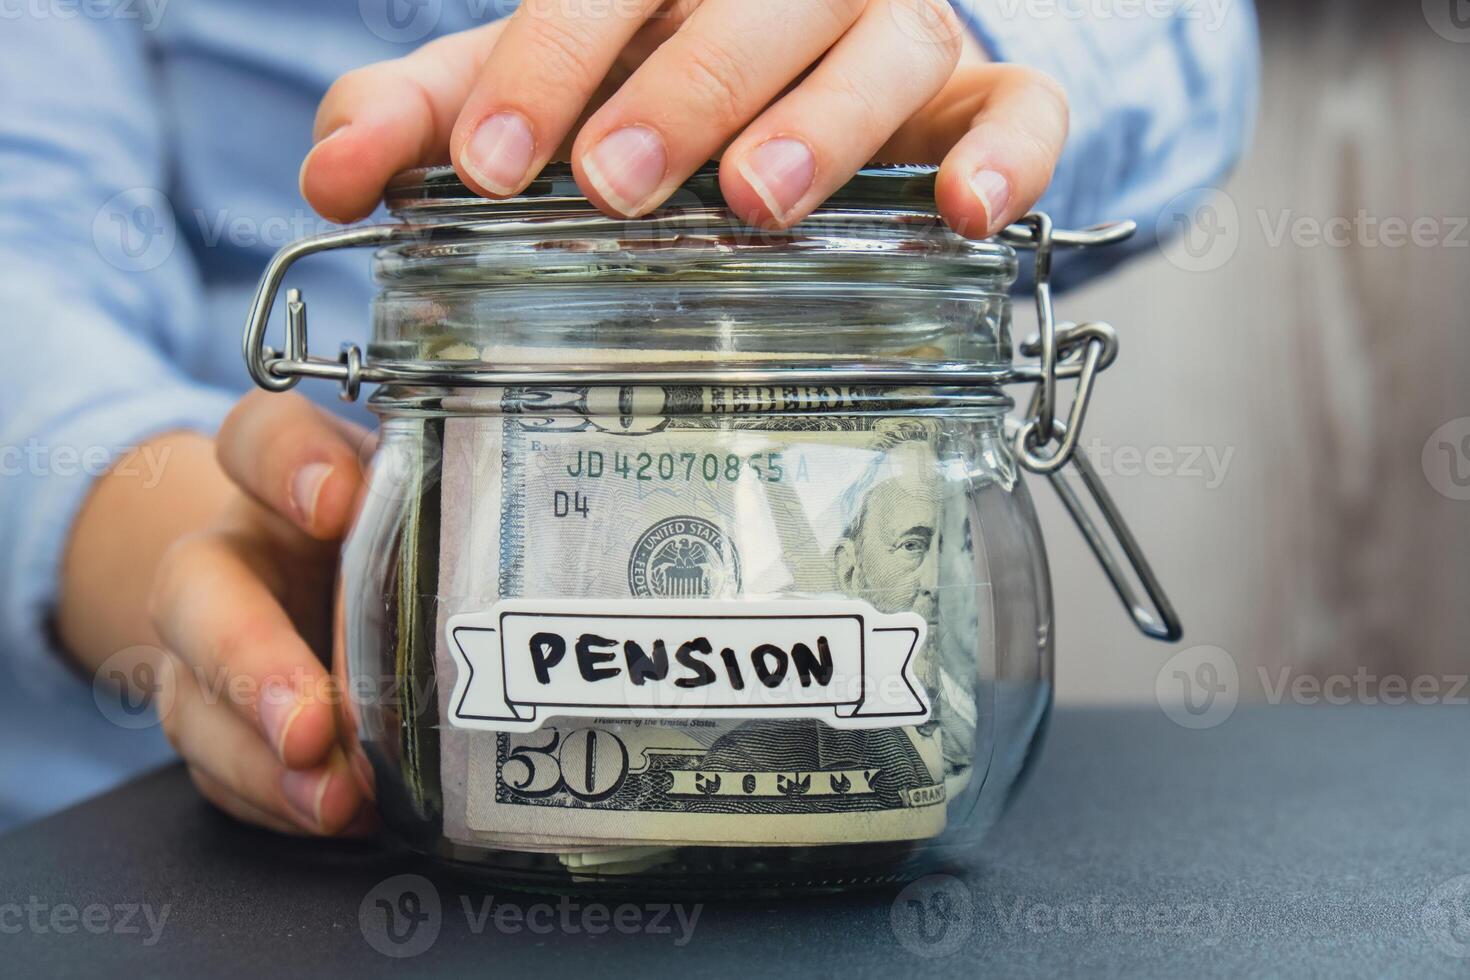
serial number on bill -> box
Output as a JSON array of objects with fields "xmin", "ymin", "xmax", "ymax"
[{"xmin": 563, "ymin": 451, "xmax": 805, "ymax": 484}]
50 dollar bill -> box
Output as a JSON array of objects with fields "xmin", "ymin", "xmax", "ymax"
[{"xmin": 432, "ymin": 386, "xmax": 976, "ymax": 848}]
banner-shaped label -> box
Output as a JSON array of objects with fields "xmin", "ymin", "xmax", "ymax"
[{"xmin": 446, "ymin": 599, "xmax": 930, "ymax": 733}]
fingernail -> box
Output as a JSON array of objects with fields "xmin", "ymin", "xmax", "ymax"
[
  {"xmin": 462, "ymin": 111, "xmax": 535, "ymax": 196},
  {"xmin": 969, "ymin": 169, "xmax": 1012, "ymax": 233},
  {"xmin": 298, "ymin": 125, "xmax": 349, "ymax": 199},
  {"xmin": 259, "ymin": 680, "xmax": 305, "ymax": 761},
  {"xmin": 281, "ymin": 767, "xmax": 333, "ymax": 829},
  {"xmin": 738, "ymin": 138, "xmax": 816, "ymax": 224},
  {"xmin": 582, "ymin": 125, "xmax": 667, "ymax": 216},
  {"xmin": 290, "ymin": 462, "xmax": 332, "ymax": 529}
]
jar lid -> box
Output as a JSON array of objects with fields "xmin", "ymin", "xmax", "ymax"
[
  {"xmin": 385, "ymin": 162, "xmax": 970, "ymax": 223},
  {"xmin": 375, "ymin": 162, "xmax": 1017, "ymax": 289},
  {"xmin": 367, "ymin": 163, "xmax": 1020, "ymax": 377}
]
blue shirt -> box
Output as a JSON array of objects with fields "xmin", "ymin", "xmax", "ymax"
[{"xmin": 0, "ymin": 0, "xmax": 1259, "ymax": 829}]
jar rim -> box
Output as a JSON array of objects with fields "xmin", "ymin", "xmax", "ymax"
[
  {"xmin": 377, "ymin": 161, "xmax": 1018, "ymax": 288},
  {"xmin": 385, "ymin": 162, "xmax": 977, "ymax": 224}
]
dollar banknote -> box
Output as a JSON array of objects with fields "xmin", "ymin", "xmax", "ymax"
[{"xmin": 431, "ymin": 385, "xmax": 984, "ymax": 850}]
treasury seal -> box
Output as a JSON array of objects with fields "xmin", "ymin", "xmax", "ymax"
[{"xmin": 629, "ymin": 517, "xmax": 741, "ymax": 598}]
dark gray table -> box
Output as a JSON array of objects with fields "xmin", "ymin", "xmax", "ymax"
[{"xmin": 3, "ymin": 706, "xmax": 1468, "ymax": 978}]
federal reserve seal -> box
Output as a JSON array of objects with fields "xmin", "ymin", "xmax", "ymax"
[{"xmin": 629, "ymin": 517, "xmax": 741, "ymax": 598}]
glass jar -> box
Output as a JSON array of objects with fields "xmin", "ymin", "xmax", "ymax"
[{"xmin": 242, "ymin": 165, "xmax": 1180, "ymax": 893}]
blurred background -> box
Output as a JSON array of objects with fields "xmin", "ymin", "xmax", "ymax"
[{"xmin": 1045, "ymin": 0, "xmax": 1470, "ymax": 705}]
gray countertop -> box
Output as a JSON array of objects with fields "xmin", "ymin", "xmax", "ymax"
[{"xmin": 3, "ymin": 706, "xmax": 1468, "ymax": 978}]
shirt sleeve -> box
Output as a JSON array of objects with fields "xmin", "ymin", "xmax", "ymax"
[
  {"xmin": 954, "ymin": 0, "xmax": 1261, "ymax": 289},
  {"xmin": 0, "ymin": 17, "xmax": 235, "ymax": 689}
]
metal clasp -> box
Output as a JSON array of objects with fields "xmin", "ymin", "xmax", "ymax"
[
  {"xmin": 1000, "ymin": 215, "xmax": 1134, "ymax": 474},
  {"xmin": 243, "ymin": 223, "xmax": 417, "ymax": 400},
  {"xmin": 1000, "ymin": 216, "xmax": 1182, "ymax": 642}
]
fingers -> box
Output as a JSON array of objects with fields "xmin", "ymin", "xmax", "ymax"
[
  {"xmin": 163, "ymin": 660, "xmax": 364, "ymax": 835},
  {"xmin": 188, "ymin": 767, "xmax": 305, "ymax": 837},
  {"xmin": 933, "ymin": 63, "xmax": 1069, "ymax": 239},
  {"xmin": 720, "ymin": 0, "xmax": 963, "ymax": 227},
  {"xmin": 217, "ymin": 391, "xmax": 369, "ymax": 541},
  {"xmin": 301, "ymin": 21, "xmax": 508, "ymax": 222},
  {"xmin": 571, "ymin": 0, "xmax": 866, "ymax": 217},
  {"xmin": 616, "ymin": 0, "xmax": 702, "ymax": 67},
  {"xmin": 305, "ymin": 0, "xmax": 1064, "ymax": 241},
  {"xmin": 450, "ymin": 0, "xmax": 667, "ymax": 200},
  {"xmin": 149, "ymin": 530, "xmax": 336, "ymax": 771}
]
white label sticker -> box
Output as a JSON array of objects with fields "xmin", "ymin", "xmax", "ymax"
[{"xmin": 446, "ymin": 598, "xmax": 930, "ymax": 733}]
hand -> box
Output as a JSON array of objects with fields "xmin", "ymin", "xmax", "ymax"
[
  {"xmin": 301, "ymin": 0, "xmax": 1068, "ymax": 238},
  {"xmin": 62, "ymin": 393, "xmax": 375, "ymax": 835}
]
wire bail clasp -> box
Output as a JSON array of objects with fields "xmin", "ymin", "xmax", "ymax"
[
  {"xmin": 1000, "ymin": 214, "xmax": 1134, "ymax": 474},
  {"xmin": 1000, "ymin": 214, "xmax": 1182, "ymax": 642},
  {"xmin": 243, "ymin": 224, "xmax": 417, "ymax": 401}
]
